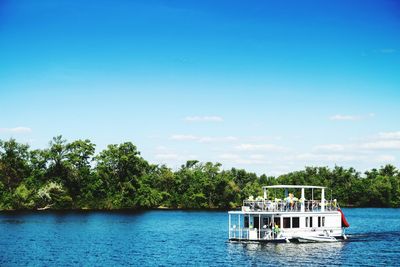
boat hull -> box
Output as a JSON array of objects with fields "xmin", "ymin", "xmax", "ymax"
[
  {"xmin": 229, "ymin": 235, "xmax": 346, "ymax": 243},
  {"xmin": 294, "ymin": 236, "xmax": 338, "ymax": 243}
]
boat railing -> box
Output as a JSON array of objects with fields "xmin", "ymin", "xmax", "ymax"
[
  {"xmin": 229, "ymin": 226, "xmax": 341, "ymax": 241},
  {"xmin": 229, "ymin": 227, "xmax": 249, "ymax": 240},
  {"xmin": 228, "ymin": 227, "xmax": 283, "ymax": 241},
  {"xmin": 242, "ymin": 200, "xmax": 338, "ymax": 212}
]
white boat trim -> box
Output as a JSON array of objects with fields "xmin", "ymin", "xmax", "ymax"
[
  {"xmin": 294, "ymin": 235, "xmax": 338, "ymax": 243},
  {"xmin": 263, "ymin": 185, "xmax": 326, "ymax": 189}
]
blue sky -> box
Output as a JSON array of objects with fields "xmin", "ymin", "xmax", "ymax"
[{"xmin": 1, "ymin": 0, "xmax": 400, "ymax": 175}]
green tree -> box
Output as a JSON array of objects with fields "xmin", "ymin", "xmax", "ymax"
[
  {"xmin": 1, "ymin": 137, "xmax": 400, "ymax": 210},
  {"xmin": 45, "ymin": 135, "xmax": 72, "ymax": 184},
  {"xmin": 94, "ymin": 142, "xmax": 149, "ymax": 208},
  {"xmin": 65, "ymin": 139, "xmax": 96, "ymax": 202},
  {"xmin": 13, "ymin": 183, "xmax": 35, "ymax": 209},
  {"xmin": 0, "ymin": 139, "xmax": 31, "ymax": 191},
  {"xmin": 37, "ymin": 181, "xmax": 72, "ymax": 209}
]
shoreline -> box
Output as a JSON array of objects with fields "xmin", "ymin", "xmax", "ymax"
[{"xmin": 0, "ymin": 206, "xmax": 397, "ymax": 214}]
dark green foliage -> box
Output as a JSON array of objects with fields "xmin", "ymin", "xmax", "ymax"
[
  {"xmin": 0, "ymin": 137, "xmax": 399, "ymax": 210},
  {"xmin": 0, "ymin": 139, "xmax": 31, "ymax": 190},
  {"xmin": 94, "ymin": 142, "xmax": 149, "ymax": 209}
]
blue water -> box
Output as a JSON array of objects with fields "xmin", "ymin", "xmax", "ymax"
[{"xmin": 0, "ymin": 208, "xmax": 399, "ymax": 266}]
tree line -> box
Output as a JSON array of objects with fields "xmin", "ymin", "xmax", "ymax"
[{"xmin": 0, "ymin": 136, "xmax": 399, "ymax": 210}]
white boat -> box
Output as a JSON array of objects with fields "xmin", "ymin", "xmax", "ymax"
[{"xmin": 228, "ymin": 185, "xmax": 350, "ymax": 243}]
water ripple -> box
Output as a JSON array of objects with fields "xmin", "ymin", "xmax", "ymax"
[{"xmin": 0, "ymin": 208, "xmax": 399, "ymax": 266}]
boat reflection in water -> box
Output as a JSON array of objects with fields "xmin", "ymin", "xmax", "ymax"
[{"xmin": 227, "ymin": 241, "xmax": 346, "ymax": 265}]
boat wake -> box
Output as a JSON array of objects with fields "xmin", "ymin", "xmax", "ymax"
[{"xmin": 345, "ymin": 231, "xmax": 400, "ymax": 243}]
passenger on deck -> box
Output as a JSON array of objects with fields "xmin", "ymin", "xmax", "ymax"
[
  {"xmin": 273, "ymin": 223, "xmax": 280, "ymax": 238},
  {"xmin": 263, "ymin": 224, "xmax": 272, "ymax": 240},
  {"xmin": 286, "ymin": 193, "xmax": 295, "ymax": 210}
]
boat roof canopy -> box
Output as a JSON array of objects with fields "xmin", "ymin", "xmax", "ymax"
[{"xmin": 262, "ymin": 185, "xmax": 326, "ymax": 189}]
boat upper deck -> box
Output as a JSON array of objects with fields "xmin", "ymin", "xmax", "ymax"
[
  {"xmin": 232, "ymin": 184, "xmax": 338, "ymax": 213},
  {"xmin": 238, "ymin": 199, "xmax": 338, "ymax": 213}
]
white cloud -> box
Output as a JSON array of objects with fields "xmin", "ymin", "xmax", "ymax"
[
  {"xmin": 313, "ymin": 144, "xmax": 346, "ymax": 152},
  {"xmin": 170, "ymin": 134, "xmax": 237, "ymax": 143},
  {"xmin": 329, "ymin": 114, "xmax": 360, "ymax": 121},
  {"xmin": 377, "ymin": 131, "xmax": 400, "ymax": 140},
  {"xmin": 184, "ymin": 116, "xmax": 223, "ymax": 122},
  {"xmin": 374, "ymin": 155, "xmax": 396, "ymax": 162},
  {"xmin": 289, "ymin": 153, "xmax": 359, "ymax": 162},
  {"xmin": 235, "ymin": 143, "xmax": 286, "ymax": 152},
  {"xmin": 170, "ymin": 134, "xmax": 198, "ymax": 141},
  {"xmin": 155, "ymin": 153, "xmax": 179, "ymax": 160},
  {"xmin": 198, "ymin": 136, "xmax": 237, "ymax": 143},
  {"xmin": 0, "ymin": 127, "xmax": 32, "ymax": 134},
  {"xmin": 312, "ymin": 131, "xmax": 400, "ymax": 153},
  {"xmin": 218, "ymin": 152, "xmax": 270, "ymax": 165},
  {"xmin": 186, "ymin": 154, "xmax": 198, "ymax": 160},
  {"xmin": 360, "ymin": 140, "xmax": 400, "ymax": 150},
  {"xmin": 246, "ymin": 136, "xmax": 283, "ymax": 141},
  {"xmin": 329, "ymin": 113, "xmax": 375, "ymax": 121},
  {"xmin": 249, "ymin": 154, "xmax": 266, "ymax": 159},
  {"xmin": 357, "ymin": 131, "xmax": 400, "ymax": 150},
  {"xmin": 234, "ymin": 158, "xmax": 267, "ymax": 165},
  {"xmin": 219, "ymin": 153, "xmax": 240, "ymax": 160}
]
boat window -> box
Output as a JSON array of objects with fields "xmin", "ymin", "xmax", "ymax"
[
  {"xmin": 274, "ymin": 217, "xmax": 281, "ymax": 227},
  {"xmin": 283, "ymin": 217, "xmax": 291, "ymax": 228},
  {"xmin": 310, "ymin": 217, "xmax": 313, "ymax": 228},
  {"xmin": 254, "ymin": 216, "xmax": 260, "ymax": 229},
  {"xmin": 263, "ymin": 217, "xmax": 270, "ymax": 228},
  {"xmin": 306, "ymin": 217, "xmax": 309, "ymax": 227},
  {"xmin": 292, "ymin": 217, "xmax": 299, "ymax": 228},
  {"xmin": 244, "ymin": 216, "xmax": 249, "ymax": 228},
  {"xmin": 318, "ymin": 216, "xmax": 321, "ymax": 227},
  {"xmin": 322, "ymin": 217, "xmax": 325, "ymax": 227}
]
